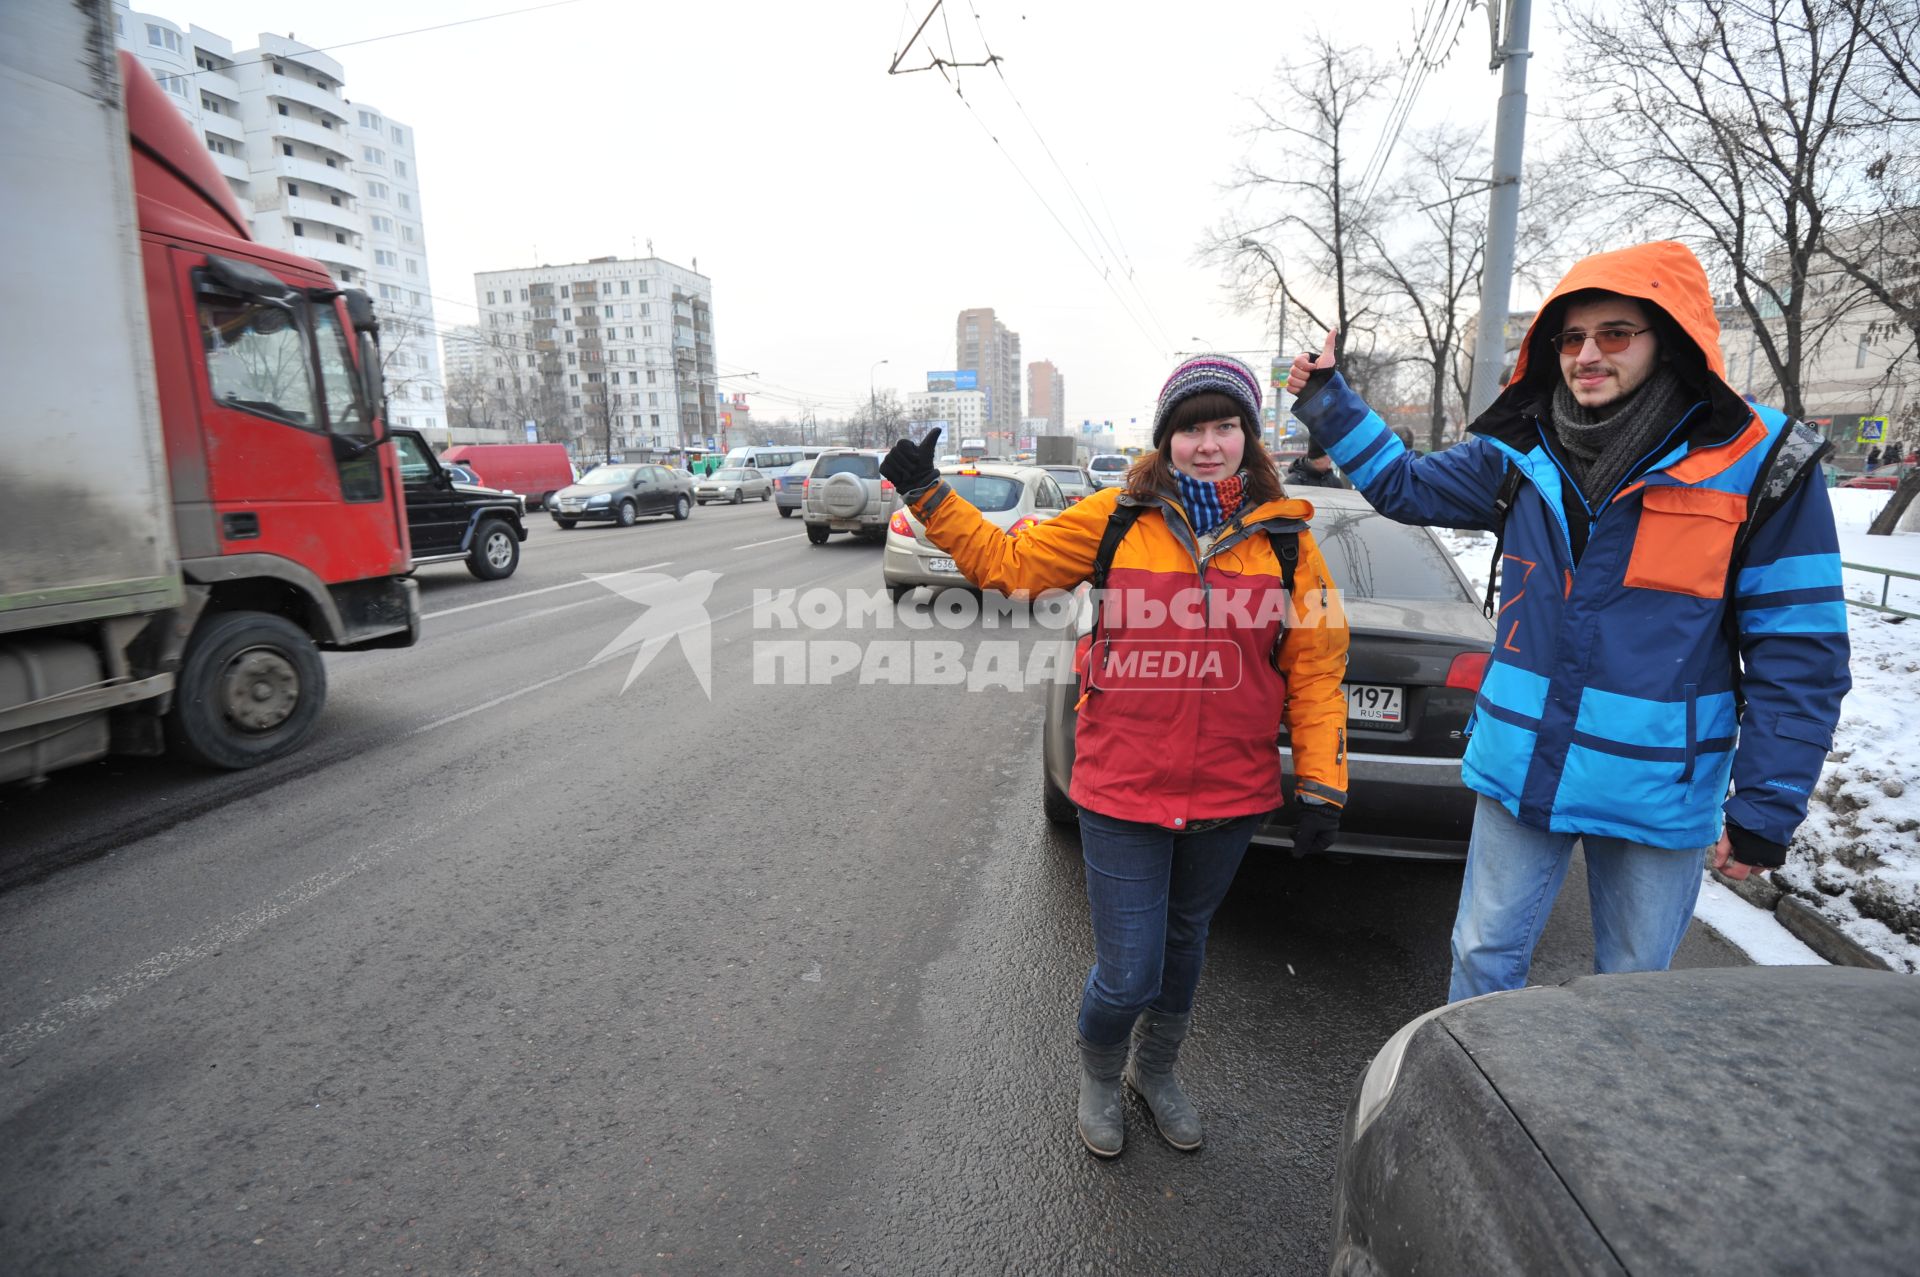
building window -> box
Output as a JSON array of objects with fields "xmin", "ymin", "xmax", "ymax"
[
  {"xmin": 487, "ymin": 291, "xmax": 496, "ymax": 304},
  {"xmin": 647, "ymin": 370, "xmax": 657, "ymax": 384},
  {"xmin": 366, "ymin": 181, "xmax": 387, "ymax": 198},
  {"xmin": 391, "ymin": 125, "xmax": 405, "ymax": 145},
  {"xmin": 394, "ymin": 160, "xmax": 409, "ymax": 178},
  {"xmin": 603, "ymin": 305, "xmax": 614, "ymax": 319},
  {"xmin": 364, "ymin": 147, "xmax": 384, "ymax": 164},
  {"xmin": 1857, "ymin": 333, "xmax": 1871, "ymax": 369},
  {"xmin": 570, "ymin": 374, "xmax": 579, "ymax": 387},
  {"xmin": 287, "ymin": 182, "xmax": 300, "ymax": 197},
  {"xmin": 568, "ymin": 352, "xmax": 577, "ymax": 366},
  {"xmin": 572, "ymin": 395, "xmax": 581, "ymax": 408},
  {"xmin": 560, "ymin": 285, "xmax": 571, "ymax": 298},
  {"xmin": 330, "ymin": 194, "xmax": 342, "ymax": 206},
  {"xmin": 401, "ymin": 225, "xmax": 415, "ymax": 243},
  {"xmin": 638, "ymin": 281, "xmax": 648, "ymax": 293},
  {"xmin": 409, "ymin": 291, "xmax": 421, "ymax": 305},
  {"xmin": 641, "ymin": 303, "xmax": 651, "ymax": 316},
  {"xmin": 282, "ymin": 143, "xmax": 294, "ymax": 157},
  {"xmin": 292, "ymin": 221, "xmax": 305, "ymax": 236},
  {"xmin": 405, "ymin": 259, "xmax": 418, "ymax": 275},
  {"xmin": 643, "ymin": 325, "xmax": 653, "ymax": 338},
  {"xmin": 628, "ymin": 371, "xmax": 638, "ymax": 384},
  {"xmin": 370, "ymin": 215, "xmax": 393, "ymax": 233},
  {"xmin": 651, "ymin": 414, "xmax": 661, "ymax": 428},
  {"xmin": 562, "ymin": 307, "xmax": 572, "ymax": 321},
  {"xmin": 620, "ymin": 280, "xmax": 631, "ymax": 295},
  {"xmin": 358, "ymin": 111, "xmax": 381, "ymax": 129},
  {"xmin": 398, "ymin": 193, "xmax": 412, "ymax": 210},
  {"xmin": 601, "ymin": 281, "xmax": 612, "ymax": 296},
  {"xmin": 147, "ymin": 25, "xmax": 182, "ymax": 53},
  {"xmin": 335, "ymin": 232, "xmax": 347, "ymax": 244},
  {"xmin": 278, "ymin": 103, "xmax": 289, "ymax": 116},
  {"xmin": 648, "ymin": 392, "xmax": 659, "ymax": 406}
]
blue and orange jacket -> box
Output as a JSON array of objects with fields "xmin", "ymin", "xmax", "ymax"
[
  {"xmin": 1294, "ymin": 241, "xmax": 1849, "ymax": 859},
  {"xmin": 908, "ymin": 481, "xmax": 1350, "ymax": 828}
]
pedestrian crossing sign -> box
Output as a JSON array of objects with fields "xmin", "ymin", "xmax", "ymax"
[{"xmin": 1858, "ymin": 416, "xmax": 1888, "ymax": 443}]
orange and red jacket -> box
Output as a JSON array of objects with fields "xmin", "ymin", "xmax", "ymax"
[{"xmin": 910, "ymin": 481, "xmax": 1350, "ymax": 829}]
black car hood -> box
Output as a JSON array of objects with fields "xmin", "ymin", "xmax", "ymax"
[{"xmin": 1437, "ymin": 966, "xmax": 1920, "ymax": 1273}]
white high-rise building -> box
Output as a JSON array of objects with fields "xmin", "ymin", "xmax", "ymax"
[
  {"xmin": 472, "ymin": 256, "xmax": 719, "ymax": 458},
  {"xmin": 117, "ymin": 5, "xmax": 447, "ymax": 441},
  {"xmin": 907, "ymin": 389, "xmax": 989, "ymax": 445}
]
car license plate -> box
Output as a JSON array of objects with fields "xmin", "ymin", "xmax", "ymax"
[
  {"xmin": 928, "ymin": 556, "xmax": 957, "ymax": 574},
  {"xmin": 1345, "ymin": 683, "xmax": 1403, "ymax": 724}
]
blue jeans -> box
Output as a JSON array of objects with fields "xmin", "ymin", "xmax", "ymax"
[
  {"xmin": 1076, "ymin": 808, "xmax": 1259, "ymax": 1045},
  {"xmin": 1449, "ymin": 793, "xmax": 1710, "ymax": 1002}
]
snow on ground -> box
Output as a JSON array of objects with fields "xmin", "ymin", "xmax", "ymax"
[{"xmin": 1432, "ymin": 484, "xmax": 1920, "ymax": 972}]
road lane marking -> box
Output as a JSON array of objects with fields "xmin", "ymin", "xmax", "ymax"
[
  {"xmin": 421, "ymin": 562, "xmax": 672, "ymax": 619},
  {"xmin": 732, "ymin": 534, "xmax": 803, "ymax": 551},
  {"xmin": 0, "ymin": 819, "xmax": 449, "ymax": 1063}
]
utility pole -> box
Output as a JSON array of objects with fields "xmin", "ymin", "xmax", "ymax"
[{"xmin": 1467, "ymin": 0, "xmax": 1532, "ymax": 420}]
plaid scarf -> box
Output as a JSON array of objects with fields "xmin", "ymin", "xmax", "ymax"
[{"xmin": 1172, "ymin": 470, "xmax": 1246, "ymax": 536}]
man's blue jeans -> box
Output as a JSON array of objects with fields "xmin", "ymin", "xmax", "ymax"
[
  {"xmin": 1449, "ymin": 794, "xmax": 1710, "ymax": 1002},
  {"xmin": 1076, "ymin": 808, "xmax": 1260, "ymax": 1045}
]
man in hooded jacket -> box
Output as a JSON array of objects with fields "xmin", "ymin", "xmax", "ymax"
[{"xmin": 1287, "ymin": 240, "xmax": 1849, "ymax": 1000}]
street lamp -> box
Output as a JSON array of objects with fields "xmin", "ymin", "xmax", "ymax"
[{"xmin": 870, "ymin": 358, "xmax": 890, "ymax": 445}]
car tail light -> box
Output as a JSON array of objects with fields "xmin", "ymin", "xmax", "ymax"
[
  {"xmin": 888, "ymin": 511, "xmax": 912, "ymax": 537},
  {"xmin": 1007, "ymin": 516, "xmax": 1040, "ymax": 534},
  {"xmin": 880, "ymin": 479, "xmax": 895, "ymax": 494},
  {"xmin": 1445, "ymin": 652, "xmax": 1490, "ymax": 691},
  {"xmin": 802, "ymin": 478, "xmax": 811, "ymax": 493}
]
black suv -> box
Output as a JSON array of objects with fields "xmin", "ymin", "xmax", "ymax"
[{"xmin": 390, "ymin": 429, "xmax": 529, "ymax": 580}]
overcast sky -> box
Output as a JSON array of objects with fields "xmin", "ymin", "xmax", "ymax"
[{"xmin": 140, "ymin": 0, "xmax": 1573, "ymax": 440}]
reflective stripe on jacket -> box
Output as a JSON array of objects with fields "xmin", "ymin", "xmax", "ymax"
[{"xmin": 910, "ymin": 482, "xmax": 1350, "ymax": 828}]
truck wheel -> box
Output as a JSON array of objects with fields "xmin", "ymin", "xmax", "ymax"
[
  {"xmin": 616, "ymin": 500, "xmax": 637, "ymax": 527},
  {"xmin": 467, "ymin": 519, "xmax": 520, "ymax": 580},
  {"xmin": 674, "ymin": 495, "xmax": 691, "ymax": 520},
  {"xmin": 806, "ymin": 524, "xmax": 830, "ymax": 545},
  {"xmin": 538, "ymin": 490, "xmax": 556, "ymax": 510},
  {"xmin": 166, "ymin": 611, "xmax": 326, "ymax": 770},
  {"xmin": 555, "ymin": 518, "xmax": 577, "ymax": 530}
]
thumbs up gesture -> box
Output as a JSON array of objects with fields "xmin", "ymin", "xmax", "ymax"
[
  {"xmin": 880, "ymin": 428, "xmax": 942, "ymax": 494},
  {"xmin": 1286, "ymin": 330, "xmax": 1339, "ymax": 396}
]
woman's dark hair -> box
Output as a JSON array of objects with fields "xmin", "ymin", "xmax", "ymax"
[{"xmin": 1125, "ymin": 391, "xmax": 1284, "ymax": 503}]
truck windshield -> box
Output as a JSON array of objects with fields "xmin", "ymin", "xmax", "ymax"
[{"xmin": 313, "ymin": 304, "xmax": 373, "ymax": 439}]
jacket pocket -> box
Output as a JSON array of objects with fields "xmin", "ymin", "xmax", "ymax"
[{"xmin": 1622, "ymin": 486, "xmax": 1747, "ymax": 599}]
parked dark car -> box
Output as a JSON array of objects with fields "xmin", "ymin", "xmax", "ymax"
[
  {"xmin": 390, "ymin": 428, "xmax": 528, "ymax": 580},
  {"xmin": 1041, "ymin": 487, "xmax": 1493, "ymax": 858},
  {"xmin": 1330, "ymin": 966, "xmax": 1920, "ymax": 1276},
  {"xmin": 550, "ymin": 462, "xmax": 693, "ymax": 527}
]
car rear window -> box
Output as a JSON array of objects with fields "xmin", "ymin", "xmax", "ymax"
[
  {"xmin": 1311, "ymin": 508, "xmax": 1473, "ymax": 601},
  {"xmin": 1089, "ymin": 456, "xmax": 1129, "ymax": 472},
  {"xmin": 1046, "ymin": 468, "xmax": 1089, "ymax": 491},
  {"xmin": 946, "ymin": 474, "xmax": 1023, "ymax": 512},
  {"xmin": 815, "ymin": 455, "xmax": 880, "ymax": 478}
]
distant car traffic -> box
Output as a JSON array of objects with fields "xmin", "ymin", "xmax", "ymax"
[
  {"xmin": 694, "ymin": 467, "xmax": 772, "ymax": 505},
  {"xmin": 1838, "ymin": 473, "xmax": 1899, "ymax": 489},
  {"xmin": 1041, "ymin": 464, "xmax": 1095, "ymax": 505},
  {"xmin": 803, "ymin": 450, "xmax": 897, "ymax": 544},
  {"xmin": 882, "ymin": 461, "xmax": 1070, "ymax": 602},
  {"xmin": 1042, "ymin": 486, "xmax": 1493, "ymax": 857},
  {"xmin": 1330, "ymin": 966, "xmax": 1920, "ymax": 1276},
  {"xmin": 1086, "ymin": 454, "xmax": 1132, "ymax": 489},
  {"xmin": 772, "ymin": 460, "xmax": 811, "ymax": 517},
  {"xmin": 550, "ymin": 463, "xmax": 693, "ymax": 527}
]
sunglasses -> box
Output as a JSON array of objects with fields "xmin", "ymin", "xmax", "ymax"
[{"xmin": 1549, "ymin": 326, "xmax": 1650, "ymax": 355}]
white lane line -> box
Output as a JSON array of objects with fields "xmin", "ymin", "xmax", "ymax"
[
  {"xmin": 0, "ymin": 819, "xmax": 449, "ymax": 1062},
  {"xmin": 421, "ymin": 562, "xmax": 672, "ymax": 620},
  {"xmin": 732, "ymin": 534, "xmax": 803, "ymax": 551}
]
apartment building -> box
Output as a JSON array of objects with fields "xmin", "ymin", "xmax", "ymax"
[
  {"xmin": 471, "ymin": 256, "xmax": 718, "ymax": 458},
  {"xmin": 956, "ymin": 308, "xmax": 1023, "ymax": 448},
  {"xmin": 1027, "ymin": 360, "xmax": 1065, "ymax": 432},
  {"xmin": 117, "ymin": 5, "xmax": 448, "ymax": 440},
  {"xmin": 906, "ymin": 389, "xmax": 990, "ymax": 447}
]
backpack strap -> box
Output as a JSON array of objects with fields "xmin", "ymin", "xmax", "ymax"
[
  {"xmin": 1483, "ymin": 464, "xmax": 1526, "ymax": 619},
  {"xmin": 1267, "ymin": 529, "xmax": 1298, "ymax": 596},
  {"xmin": 1719, "ymin": 419, "xmax": 1832, "ymax": 719},
  {"xmin": 1090, "ymin": 500, "xmax": 1145, "ymax": 594}
]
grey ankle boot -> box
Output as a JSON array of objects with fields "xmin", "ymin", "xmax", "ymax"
[
  {"xmin": 1076, "ymin": 1033, "xmax": 1131, "ymax": 1158},
  {"xmin": 1124, "ymin": 1009, "xmax": 1203, "ymax": 1151}
]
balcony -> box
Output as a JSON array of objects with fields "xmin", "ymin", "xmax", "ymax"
[
  {"xmin": 284, "ymin": 194, "xmax": 356, "ymax": 230},
  {"xmin": 273, "ymin": 114, "xmax": 353, "ymax": 162},
  {"xmin": 195, "ymin": 68, "xmax": 240, "ymax": 100},
  {"xmin": 201, "ymin": 110, "xmax": 245, "ymax": 145},
  {"xmin": 294, "ymin": 234, "xmax": 365, "ymax": 274},
  {"xmin": 263, "ymin": 153, "xmax": 356, "ymax": 198},
  {"xmin": 209, "ymin": 150, "xmax": 250, "ymax": 184},
  {"xmin": 266, "ymin": 75, "xmax": 348, "ymax": 123}
]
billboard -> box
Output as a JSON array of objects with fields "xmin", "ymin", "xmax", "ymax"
[{"xmin": 927, "ymin": 370, "xmax": 978, "ymax": 391}]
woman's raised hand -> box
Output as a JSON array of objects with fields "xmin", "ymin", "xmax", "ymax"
[{"xmin": 1285, "ymin": 330, "xmax": 1338, "ymax": 396}]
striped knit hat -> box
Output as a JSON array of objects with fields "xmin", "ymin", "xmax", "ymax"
[{"xmin": 1151, "ymin": 353, "xmax": 1264, "ymax": 448}]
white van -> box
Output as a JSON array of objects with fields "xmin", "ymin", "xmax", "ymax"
[{"xmin": 723, "ymin": 445, "xmax": 822, "ymax": 473}]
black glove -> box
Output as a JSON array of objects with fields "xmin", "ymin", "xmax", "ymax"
[
  {"xmin": 1290, "ymin": 801, "xmax": 1340, "ymax": 857},
  {"xmin": 880, "ymin": 431, "xmax": 941, "ymax": 494}
]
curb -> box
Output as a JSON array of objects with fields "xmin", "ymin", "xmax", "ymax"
[{"xmin": 1711, "ymin": 868, "xmax": 1894, "ymax": 970}]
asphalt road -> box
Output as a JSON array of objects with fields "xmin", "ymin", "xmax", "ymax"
[{"xmin": 0, "ymin": 502, "xmax": 1746, "ymax": 1275}]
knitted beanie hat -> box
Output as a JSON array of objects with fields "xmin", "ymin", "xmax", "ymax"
[{"xmin": 1151, "ymin": 353, "xmax": 1264, "ymax": 448}]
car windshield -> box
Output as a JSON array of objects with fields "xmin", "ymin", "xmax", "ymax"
[
  {"xmin": 1090, "ymin": 457, "xmax": 1128, "ymax": 471},
  {"xmin": 815, "ymin": 455, "xmax": 880, "ymax": 478},
  {"xmin": 1311, "ymin": 506, "xmax": 1472, "ymax": 602},
  {"xmin": 579, "ymin": 467, "xmax": 634, "ymax": 485},
  {"xmin": 714, "ymin": 468, "xmax": 749, "ymax": 480},
  {"xmin": 945, "ymin": 474, "xmax": 1023, "ymax": 512}
]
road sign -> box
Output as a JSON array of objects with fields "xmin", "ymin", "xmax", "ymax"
[{"xmin": 1859, "ymin": 416, "xmax": 1888, "ymax": 443}]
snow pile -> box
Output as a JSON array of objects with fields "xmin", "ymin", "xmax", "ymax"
[{"xmin": 1431, "ymin": 486, "xmax": 1920, "ymax": 972}]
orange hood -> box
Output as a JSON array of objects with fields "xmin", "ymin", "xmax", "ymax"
[{"xmin": 1510, "ymin": 240, "xmax": 1725, "ymax": 386}]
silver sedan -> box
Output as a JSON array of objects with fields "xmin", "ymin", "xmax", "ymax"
[{"xmin": 693, "ymin": 467, "xmax": 772, "ymax": 505}]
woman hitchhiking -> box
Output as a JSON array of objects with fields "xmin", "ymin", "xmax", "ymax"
[{"xmin": 878, "ymin": 354, "xmax": 1351, "ymax": 1158}]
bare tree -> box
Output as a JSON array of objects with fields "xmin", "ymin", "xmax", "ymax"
[
  {"xmin": 1204, "ymin": 33, "xmax": 1395, "ymax": 391},
  {"xmin": 843, "ymin": 389, "xmax": 908, "ymax": 450},
  {"xmin": 1558, "ymin": 0, "xmax": 1887, "ymax": 419}
]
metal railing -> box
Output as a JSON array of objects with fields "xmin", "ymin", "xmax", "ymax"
[{"xmin": 1842, "ymin": 561, "xmax": 1920, "ymax": 620}]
